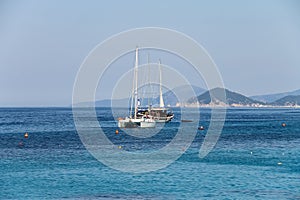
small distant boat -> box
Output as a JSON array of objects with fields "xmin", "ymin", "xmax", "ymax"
[
  {"xmin": 181, "ymin": 119, "xmax": 193, "ymax": 122},
  {"xmin": 118, "ymin": 47, "xmax": 156, "ymax": 128}
]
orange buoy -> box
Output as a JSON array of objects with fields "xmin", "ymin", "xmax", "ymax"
[
  {"xmin": 282, "ymin": 123, "xmax": 286, "ymax": 127},
  {"xmin": 24, "ymin": 132, "xmax": 29, "ymax": 139},
  {"xmin": 115, "ymin": 129, "xmax": 119, "ymax": 134}
]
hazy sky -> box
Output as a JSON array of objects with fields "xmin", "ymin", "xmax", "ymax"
[{"xmin": 1, "ymin": 0, "xmax": 300, "ymax": 106}]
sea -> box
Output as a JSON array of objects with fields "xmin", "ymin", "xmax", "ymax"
[{"xmin": 0, "ymin": 107, "xmax": 299, "ymax": 199}]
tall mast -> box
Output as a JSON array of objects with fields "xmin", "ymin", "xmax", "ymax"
[
  {"xmin": 134, "ymin": 47, "xmax": 139, "ymax": 119},
  {"xmin": 159, "ymin": 59, "xmax": 165, "ymax": 108},
  {"xmin": 147, "ymin": 53, "xmax": 151, "ymax": 109}
]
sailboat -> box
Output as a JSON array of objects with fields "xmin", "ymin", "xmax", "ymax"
[
  {"xmin": 118, "ymin": 47, "xmax": 156, "ymax": 128},
  {"xmin": 148, "ymin": 60, "xmax": 174, "ymax": 122},
  {"xmin": 136, "ymin": 59, "xmax": 174, "ymax": 122}
]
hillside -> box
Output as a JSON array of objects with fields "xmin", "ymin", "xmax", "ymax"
[
  {"xmin": 251, "ymin": 89, "xmax": 300, "ymax": 103},
  {"xmin": 188, "ymin": 88, "xmax": 264, "ymax": 106},
  {"xmin": 271, "ymin": 95, "xmax": 300, "ymax": 106}
]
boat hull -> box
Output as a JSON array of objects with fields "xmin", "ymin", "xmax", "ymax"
[
  {"xmin": 118, "ymin": 119, "xmax": 138, "ymax": 128},
  {"xmin": 118, "ymin": 118, "xmax": 156, "ymax": 128},
  {"xmin": 140, "ymin": 121, "xmax": 156, "ymax": 128}
]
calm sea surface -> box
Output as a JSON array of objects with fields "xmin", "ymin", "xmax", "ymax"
[{"xmin": 0, "ymin": 107, "xmax": 299, "ymax": 199}]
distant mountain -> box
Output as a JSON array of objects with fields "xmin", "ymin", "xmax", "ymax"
[
  {"xmin": 75, "ymin": 85, "xmax": 206, "ymax": 107},
  {"xmin": 251, "ymin": 89, "xmax": 300, "ymax": 103},
  {"xmin": 73, "ymin": 87, "xmax": 300, "ymax": 108},
  {"xmin": 188, "ymin": 88, "xmax": 264, "ymax": 106},
  {"xmin": 271, "ymin": 95, "xmax": 300, "ymax": 106},
  {"xmin": 96, "ymin": 98, "xmax": 129, "ymax": 107},
  {"xmin": 74, "ymin": 98, "xmax": 129, "ymax": 107}
]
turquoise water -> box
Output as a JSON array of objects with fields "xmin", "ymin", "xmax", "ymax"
[{"xmin": 0, "ymin": 108, "xmax": 299, "ymax": 199}]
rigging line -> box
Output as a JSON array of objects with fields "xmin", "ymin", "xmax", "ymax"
[{"xmin": 147, "ymin": 53, "xmax": 151, "ymax": 108}]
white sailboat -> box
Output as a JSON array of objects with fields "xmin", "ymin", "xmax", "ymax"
[
  {"xmin": 148, "ymin": 60, "xmax": 174, "ymax": 122},
  {"xmin": 118, "ymin": 47, "xmax": 156, "ymax": 128}
]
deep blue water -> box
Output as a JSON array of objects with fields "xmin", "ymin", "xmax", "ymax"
[{"xmin": 0, "ymin": 107, "xmax": 299, "ymax": 199}]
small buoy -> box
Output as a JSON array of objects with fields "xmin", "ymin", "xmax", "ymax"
[
  {"xmin": 24, "ymin": 132, "xmax": 29, "ymax": 139},
  {"xmin": 277, "ymin": 162, "xmax": 282, "ymax": 165},
  {"xmin": 18, "ymin": 141, "xmax": 23, "ymax": 147},
  {"xmin": 250, "ymin": 151, "xmax": 253, "ymax": 155},
  {"xmin": 118, "ymin": 145, "xmax": 122, "ymax": 149},
  {"xmin": 198, "ymin": 126, "xmax": 204, "ymax": 130},
  {"xmin": 115, "ymin": 129, "xmax": 119, "ymax": 134},
  {"xmin": 282, "ymin": 123, "xmax": 286, "ymax": 127}
]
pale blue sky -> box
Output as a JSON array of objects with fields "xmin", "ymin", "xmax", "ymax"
[{"xmin": 0, "ymin": 0, "xmax": 300, "ymax": 106}]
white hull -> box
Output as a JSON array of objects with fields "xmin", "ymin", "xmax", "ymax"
[
  {"xmin": 140, "ymin": 121, "xmax": 156, "ymax": 128},
  {"xmin": 118, "ymin": 117, "xmax": 156, "ymax": 128},
  {"xmin": 118, "ymin": 119, "xmax": 137, "ymax": 128}
]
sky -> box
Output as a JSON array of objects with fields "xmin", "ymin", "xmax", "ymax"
[{"xmin": 0, "ymin": 0, "xmax": 300, "ymax": 106}]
